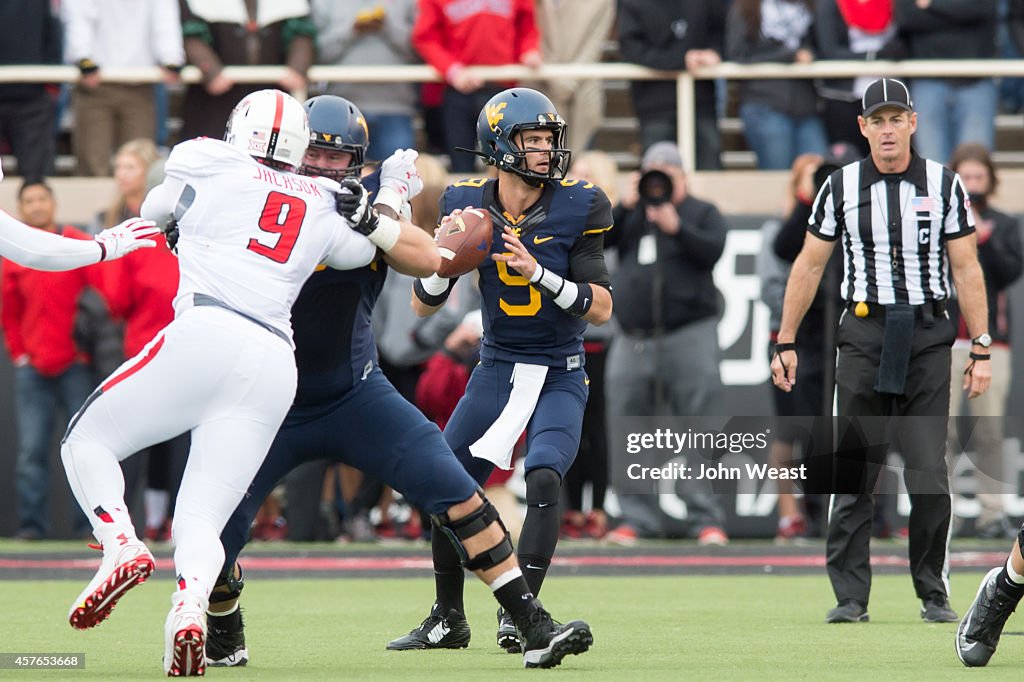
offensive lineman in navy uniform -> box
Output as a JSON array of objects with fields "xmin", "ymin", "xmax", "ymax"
[
  {"xmin": 391, "ymin": 87, "xmax": 613, "ymax": 653},
  {"xmin": 204, "ymin": 95, "xmax": 593, "ymax": 671}
]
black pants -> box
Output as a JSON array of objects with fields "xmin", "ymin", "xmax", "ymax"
[
  {"xmin": 441, "ymin": 86, "xmax": 502, "ymax": 173},
  {"xmin": 0, "ymin": 93, "xmax": 56, "ymax": 182},
  {"xmin": 826, "ymin": 310, "xmax": 954, "ymax": 606}
]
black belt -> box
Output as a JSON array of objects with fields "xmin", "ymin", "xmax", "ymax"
[
  {"xmin": 845, "ymin": 300, "xmax": 946, "ymax": 321},
  {"xmin": 192, "ymin": 293, "xmax": 290, "ymax": 344}
]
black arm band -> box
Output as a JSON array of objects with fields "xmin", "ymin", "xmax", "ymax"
[
  {"xmin": 530, "ymin": 264, "xmax": 595, "ymax": 318},
  {"xmin": 969, "ymin": 352, "xmax": 991, "ymax": 361},
  {"xmin": 774, "ymin": 342, "xmax": 796, "ymax": 354},
  {"xmin": 413, "ymin": 277, "xmax": 455, "ymax": 307}
]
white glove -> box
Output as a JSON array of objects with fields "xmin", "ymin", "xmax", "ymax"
[
  {"xmin": 95, "ymin": 217, "xmax": 161, "ymax": 261},
  {"xmin": 379, "ymin": 148, "xmax": 424, "ymax": 201}
]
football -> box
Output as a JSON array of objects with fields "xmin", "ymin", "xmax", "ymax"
[{"xmin": 435, "ymin": 207, "xmax": 493, "ymax": 278}]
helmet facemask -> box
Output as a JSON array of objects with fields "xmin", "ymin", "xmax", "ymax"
[{"xmin": 299, "ymin": 95, "xmax": 369, "ymax": 182}]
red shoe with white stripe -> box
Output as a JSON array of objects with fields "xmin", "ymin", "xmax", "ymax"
[
  {"xmin": 164, "ymin": 593, "xmax": 207, "ymax": 677},
  {"xmin": 68, "ymin": 535, "xmax": 155, "ymax": 630}
]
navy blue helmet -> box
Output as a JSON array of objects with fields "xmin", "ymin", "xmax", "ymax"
[
  {"xmin": 470, "ymin": 88, "xmax": 571, "ymax": 185},
  {"xmin": 300, "ymin": 95, "xmax": 368, "ymax": 180}
]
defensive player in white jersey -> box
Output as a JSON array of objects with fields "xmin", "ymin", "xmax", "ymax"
[
  {"xmin": 59, "ymin": 89, "xmax": 391, "ymax": 676},
  {"xmin": 0, "ymin": 165, "xmax": 160, "ymax": 269}
]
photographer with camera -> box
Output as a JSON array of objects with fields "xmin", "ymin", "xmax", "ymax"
[{"xmin": 605, "ymin": 142, "xmax": 729, "ymax": 545}]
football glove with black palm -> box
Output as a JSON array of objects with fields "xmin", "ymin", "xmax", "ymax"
[{"xmin": 336, "ymin": 177, "xmax": 400, "ymax": 250}]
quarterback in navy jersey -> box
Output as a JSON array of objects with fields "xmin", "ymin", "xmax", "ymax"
[
  {"xmin": 206, "ymin": 95, "xmax": 594, "ymax": 670},
  {"xmin": 396, "ymin": 87, "xmax": 612, "ymax": 654}
]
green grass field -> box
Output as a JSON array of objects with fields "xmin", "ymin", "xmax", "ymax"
[{"xmin": 3, "ymin": 572, "xmax": 1024, "ymax": 680}]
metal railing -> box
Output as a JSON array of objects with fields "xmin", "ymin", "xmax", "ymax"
[{"xmin": 0, "ymin": 60, "xmax": 1018, "ymax": 171}]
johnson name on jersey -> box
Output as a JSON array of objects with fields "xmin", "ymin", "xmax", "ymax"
[
  {"xmin": 440, "ymin": 177, "xmax": 612, "ymax": 368},
  {"xmin": 140, "ymin": 138, "xmax": 377, "ymax": 346}
]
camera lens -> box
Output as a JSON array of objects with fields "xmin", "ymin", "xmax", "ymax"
[{"xmin": 639, "ymin": 170, "xmax": 673, "ymax": 205}]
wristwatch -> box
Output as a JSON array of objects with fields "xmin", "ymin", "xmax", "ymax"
[{"xmin": 972, "ymin": 333, "xmax": 993, "ymax": 348}]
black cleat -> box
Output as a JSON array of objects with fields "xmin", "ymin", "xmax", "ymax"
[
  {"xmin": 921, "ymin": 596, "xmax": 958, "ymax": 623},
  {"xmin": 517, "ymin": 602, "xmax": 592, "ymax": 669},
  {"xmin": 387, "ymin": 605, "xmax": 471, "ymax": 650},
  {"xmin": 825, "ymin": 600, "xmax": 869, "ymax": 623},
  {"xmin": 205, "ymin": 607, "xmax": 248, "ymax": 667},
  {"xmin": 496, "ymin": 607, "xmax": 521, "ymax": 653},
  {"xmin": 956, "ymin": 567, "xmax": 1020, "ymax": 667}
]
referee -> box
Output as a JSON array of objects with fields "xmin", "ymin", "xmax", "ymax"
[{"xmin": 770, "ymin": 78, "xmax": 992, "ymax": 624}]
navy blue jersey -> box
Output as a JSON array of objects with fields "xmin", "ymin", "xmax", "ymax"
[
  {"xmin": 292, "ymin": 171, "xmax": 386, "ymax": 404},
  {"xmin": 440, "ymin": 178, "xmax": 612, "ymax": 368}
]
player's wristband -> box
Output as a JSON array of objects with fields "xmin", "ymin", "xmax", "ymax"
[
  {"xmin": 969, "ymin": 352, "xmax": 991, "ymax": 361},
  {"xmin": 529, "ymin": 264, "xmax": 593, "ymax": 318},
  {"xmin": 366, "ymin": 213, "xmax": 400, "ymax": 251},
  {"xmin": 414, "ymin": 274, "xmax": 453, "ymax": 306},
  {"xmin": 373, "ymin": 186, "xmax": 404, "ymax": 216}
]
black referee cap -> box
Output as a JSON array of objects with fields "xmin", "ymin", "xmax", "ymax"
[{"xmin": 861, "ymin": 78, "xmax": 914, "ymax": 117}]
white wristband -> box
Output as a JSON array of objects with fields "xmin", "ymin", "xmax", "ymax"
[
  {"xmin": 368, "ymin": 214, "xmax": 401, "ymax": 251},
  {"xmin": 373, "ymin": 185, "xmax": 404, "ymax": 216},
  {"xmin": 420, "ymin": 272, "xmax": 450, "ymax": 295}
]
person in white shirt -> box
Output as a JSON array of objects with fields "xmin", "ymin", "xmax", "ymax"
[
  {"xmin": 59, "ymin": 89, "xmax": 391, "ymax": 676},
  {"xmin": 61, "ymin": 0, "xmax": 185, "ymax": 175}
]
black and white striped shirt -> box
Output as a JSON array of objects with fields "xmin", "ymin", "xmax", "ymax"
[{"xmin": 808, "ymin": 154, "xmax": 974, "ymax": 304}]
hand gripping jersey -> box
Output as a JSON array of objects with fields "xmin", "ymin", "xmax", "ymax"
[
  {"xmin": 291, "ymin": 170, "xmax": 389, "ymax": 404},
  {"xmin": 440, "ymin": 178, "xmax": 612, "ymax": 368},
  {"xmin": 141, "ymin": 138, "xmax": 377, "ymax": 346}
]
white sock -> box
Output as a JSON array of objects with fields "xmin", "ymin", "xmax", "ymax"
[
  {"xmin": 1006, "ymin": 557, "xmax": 1024, "ymax": 585},
  {"xmin": 172, "ymin": 513, "xmax": 224, "ymax": 603},
  {"xmin": 144, "ymin": 489, "xmax": 169, "ymax": 529},
  {"xmin": 61, "ymin": 440, "xmax": 131, "ymax": 533},
  {"xmin": 488, "ymin": 567, "xmax": 523, "ymax": 592}
]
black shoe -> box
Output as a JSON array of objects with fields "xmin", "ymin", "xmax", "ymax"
[
  {"xmin": 205, "ymin": 608, "xmax": 248, "ymax": 667},
  {"xmin": 957, "ymin": 567, "xmax": 1020, "ymax": 667},
  {"xmin": 496, "ymin": 607, "xmax": 521, "ymax": 653},
  {"xmin": 921, "ymin": 596, "xmax": 958, "ymax": 623},
  {"xmin": 516, "ymin": 601, "xmax": 593, "ymax": 669},
  {"xmin": 825, "ymin": 600, "xmax": 869, "ymax": 623},
  {"xmin": 386, "ymin": 605, "xmax": 470, "ymax": 650}
]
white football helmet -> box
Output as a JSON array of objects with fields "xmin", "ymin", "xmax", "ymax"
[{"xmin": 224, "ymin": 89, "xmax": 309, "ymax": 171}]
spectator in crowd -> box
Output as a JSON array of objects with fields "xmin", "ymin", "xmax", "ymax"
[
  {"xmin": 412, "ymin": 0, "xmax": 542, "ymax": 172},
  {"xmin": 726, "ymin": 0, "xmax": 828, "ymax": 169},
  {"xmin": 0, "ymin": 1, "xmax": 62, "ymax": 182},
  {"xmin": 893, "ymin": 0, "xmax": 998, "ymax": 164},
  {"xmin": 61, "ymin": 0, "xmax": 183, "ymax": 176},
  {"xmin": 604, "ymin": 142, "xmax": 730, "ymax": 546},
  {"xmin": 562, "ymin": 151, "xmax": 619, "ymax": 540},
  {"xmin": 757, "ymin": 153, "xmax": 822, "ymax": 541},
  {"xmin": 178, "ymin": 0, "xmax": 315, "ymax": 140},
  {"xmin": 998, "ymin": 0, "xmax": 1024, "ymax": 114},
  {"xmin": 532, "ymin": 0, "xmax": 615, "ymax": 153},
  {"xmin": 815, "ymin": 0, "xmax": 903, "ymax": 156},
  {"xmin": 2, "ymin": 182, "xmax": 99, "ymax": 539},
  {"xmin": 618, "ymin": 0, "xmax": 727, "ymax": 170},
  {"xmin": 946, "ymin": 143, "xmax": 1023, "ymax": 539},
  {"xmin": 311, "ymin": 1, "xmax": 419, "ymax": 163},
  {"xmin": 78, "ymin": 140, "xmax": 162, "ymax": 391}
]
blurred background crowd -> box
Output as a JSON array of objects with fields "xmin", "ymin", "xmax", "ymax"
[{"xmin": 1, "ymin": 0, "xmax": 1022, "ymax": 547}]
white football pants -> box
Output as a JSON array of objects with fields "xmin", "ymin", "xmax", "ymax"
[{"xmin": 62, "ymin": 306, "xmax": 297, "ymax": 599}]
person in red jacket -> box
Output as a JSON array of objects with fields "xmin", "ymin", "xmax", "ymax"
[
  {"xmin": 96, "ymin": 224, "xmax": 185, "ymax": 542},
  {"xmin": 2, "ymin": 182, "xmax": 101, "ymax": 539},
  {"xmin": 412, "ymin": 0, "xmax": 542, "ymax": 172}
]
